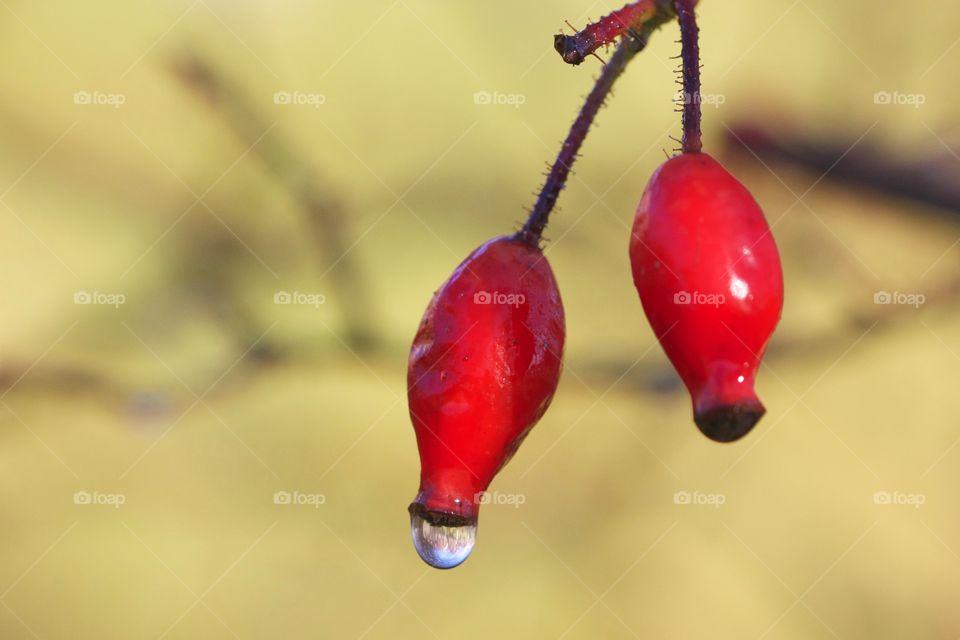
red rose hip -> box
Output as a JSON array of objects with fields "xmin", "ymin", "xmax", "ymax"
[
  {"xmin": 408, "ymin": 235, "xmax": 564, "ymax": 568},
  {"xmin": 629, "ymin": 153, "xmax": 783, "ymax": 442}
]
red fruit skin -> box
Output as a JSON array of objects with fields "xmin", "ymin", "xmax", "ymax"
[
  {"xmin": 408, "ymin": 236, "xmax": 564, "ymax": 523},
  {"xmin": 629, "ymin": 153, "xmax": 783, "ymax": 442}
]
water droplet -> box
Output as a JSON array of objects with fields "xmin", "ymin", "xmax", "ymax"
[{"xmin": 410, "ymin": 511, "xmax": 477, "ymax": 569}]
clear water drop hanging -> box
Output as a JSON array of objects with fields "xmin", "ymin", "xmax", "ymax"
[{"xmin": 409, "ymin": 509, "xmax": 477, "ymax": 570}]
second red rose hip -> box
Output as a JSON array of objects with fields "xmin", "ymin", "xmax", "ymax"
[{"xmin": 630, "ymin": 152, "xmax": 783, "ymax": 442}]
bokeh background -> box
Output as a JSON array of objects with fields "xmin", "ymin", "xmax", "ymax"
[{"xmin": 1, "ymin": 0, "xmax": 958, "ymax": 637}]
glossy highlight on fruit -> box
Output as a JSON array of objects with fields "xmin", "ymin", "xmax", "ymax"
[
  {"xmin": 629, "ymin": 152, "xmax": 783, "ymax": 442},
  {"xmin": 407, "ymin": 235, "xmax": 565, "ymax": 568}
]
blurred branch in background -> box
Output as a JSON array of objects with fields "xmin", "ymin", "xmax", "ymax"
[
  {"xmin": 169, "ymin": 48, "xmax": 379, "ymax": 354},
  {"xmin": 723, "ymin": 121, "xmax": 960, "ymax": 217}
]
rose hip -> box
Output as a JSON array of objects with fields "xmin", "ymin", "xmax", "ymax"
[
  {"xmin": 407, "ymin": 236, "xmax": 564, "ymax": 568},
  {"xmin": 629, "ymin": 152, "xmax": 783, "ymax": 441}
]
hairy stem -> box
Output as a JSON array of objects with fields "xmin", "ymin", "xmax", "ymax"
[
  {"xmin": 677, "ymin": 0, "xmax": 702, "ymax": 153},
  {"xmin": 520, "ymin": 0, "xmax": 687, "ymax": 246},
  {"xmin": 554, "ymin": 0, "xmax": 681, "ymax": 66},
  {"xmin": 516, "ymin": 35, "xmax": 647, "ymax": 246}
]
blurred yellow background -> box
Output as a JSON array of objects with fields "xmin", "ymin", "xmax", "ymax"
[{"xmin": 1, "ymin": 0, "xmax": 959, "ymax": 638}]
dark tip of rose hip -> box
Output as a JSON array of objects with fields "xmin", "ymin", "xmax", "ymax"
[
  {"xmin": 553, "ymin": 33, "xmax": 567, "ymax": 54},
  {"xmin": 553, "ymin": 34, "xmax": 585, "ymax": 65},
  {"xmin": 694, "ymin": 404, "xmax": 765, "ymax": 443},
  {"xmin": 407, "ymin": 502, "xmax": 474, "ymax": 528}
]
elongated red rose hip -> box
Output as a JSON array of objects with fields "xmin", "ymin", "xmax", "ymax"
[
  {"xmin": 630, "ymin": 153, "xmax": 783, "ymax": 441},
  {"xmin": 407, "ymin": 236, "xmax": 564, "ymax": 568},
  {"xmin": 404, "ymin": 3, "xmax": 677, "ymax": 568}
]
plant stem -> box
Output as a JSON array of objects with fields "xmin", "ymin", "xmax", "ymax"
[
  {"xmin": 676, "ymin": 0, "xmax": 702, "ymax": 154},
  {"xmin": 516, "ymin": 35, "xmax": 647, "ymax": 246},
  {"xmin": 518, "ymin": 0, "xmax": 694, "ymax": 245},
  {"xmin": 554, "ymin": 0, "xmax": 665, "ymax": 65}
]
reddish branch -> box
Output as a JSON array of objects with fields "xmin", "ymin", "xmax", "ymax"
[{"xmin": 554, "ymin": 0, "xmax": 683, "ymax": 66}]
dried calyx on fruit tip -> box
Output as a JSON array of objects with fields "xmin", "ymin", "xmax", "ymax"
[{"xmin": 407, "ymin": 236, "xmax": 564, "ymax": 568}]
